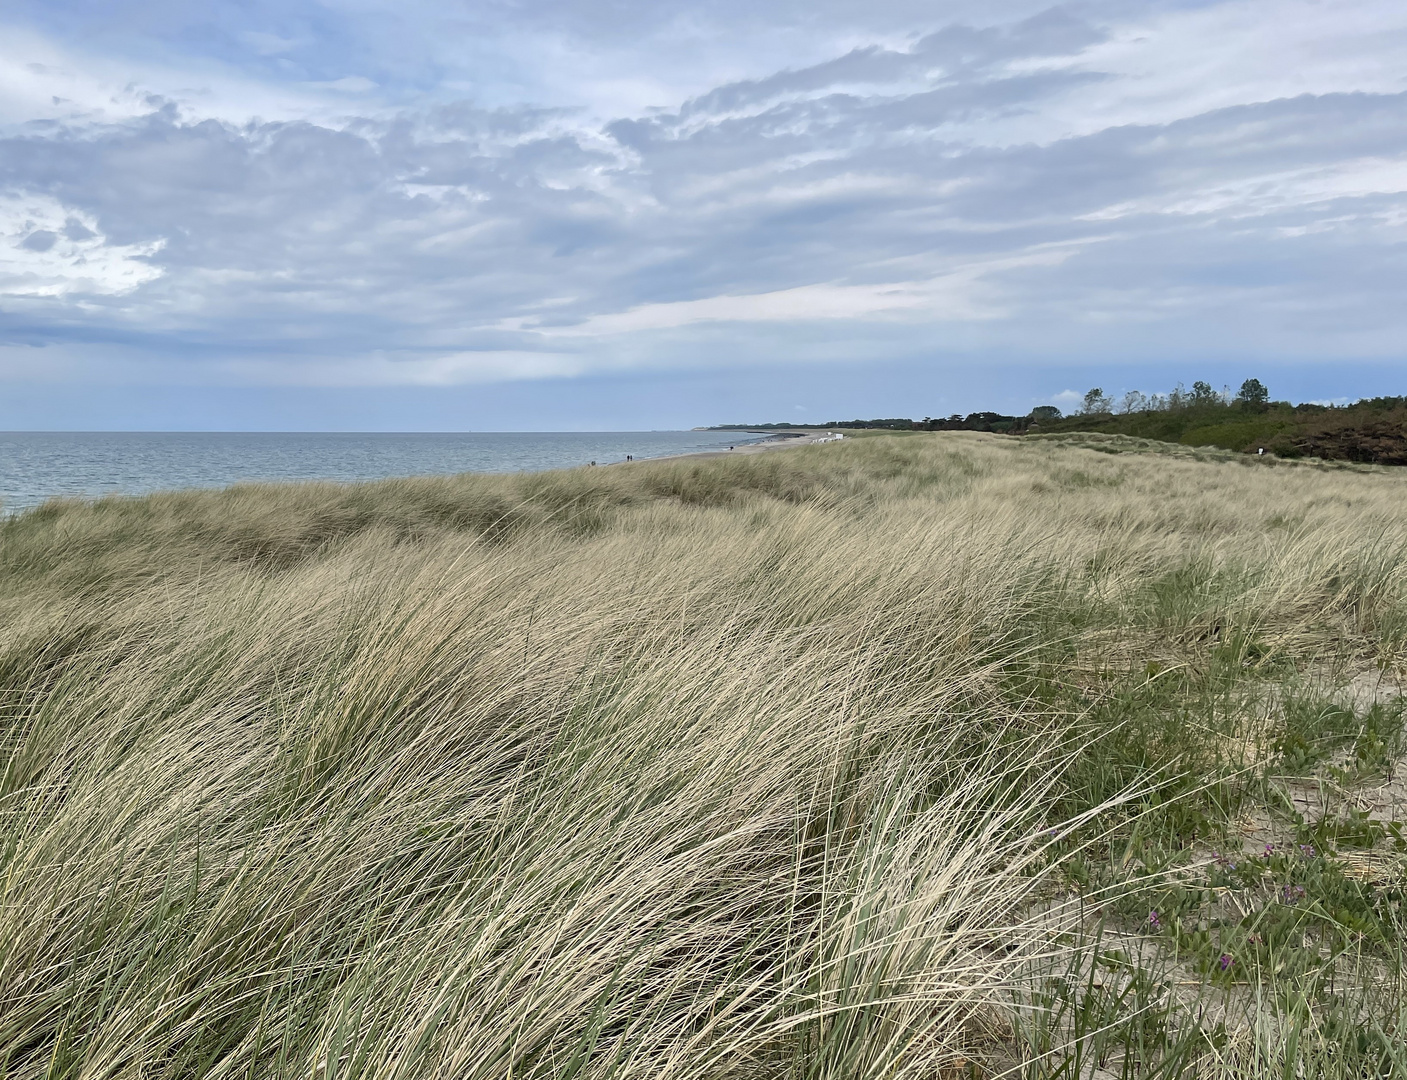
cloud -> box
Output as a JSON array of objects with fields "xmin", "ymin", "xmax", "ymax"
[
  {"xmin": 0, "ymin": 0, "xmax": 1405, "ymax": 398},
  {"xmin": 240, "ymin": 31, "xmax": 299, "ymax": 57},
  {"xmin": 502, "ymin": 250, "xmax": 1073, "ymax": 337},
  {"xmin": 220, "ymin": 349, "xmax": 585, "ymax": 386},
  {"xmin": 673, "ymin": 8, "xmax": 1106, "ymax": 121},
  {"xmin": 0, "ymin": 192, "xmax": 164, "ymax": 297},
  {"xmin": 309, "ymin": 76, "xmax": 379, "ymax": 94}
]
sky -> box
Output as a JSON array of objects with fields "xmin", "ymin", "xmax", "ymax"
[{"xmin": 1, "ymin": 0, "xmax": 1405, "ymax": 430}]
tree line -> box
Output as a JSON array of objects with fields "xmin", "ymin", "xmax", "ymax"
[{"xmin": 713, "ymin": 381, "xmax": 1407, "ymax": 464}]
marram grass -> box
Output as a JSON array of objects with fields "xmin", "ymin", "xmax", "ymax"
[{"xmin": 2, "ymin": 433, "xmax": 1405, "ymax": 1078}]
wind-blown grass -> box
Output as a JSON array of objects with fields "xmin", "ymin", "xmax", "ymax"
[{"xmin": 2, "ymin": 433, "xmax": 1405, "ymax": 1077}]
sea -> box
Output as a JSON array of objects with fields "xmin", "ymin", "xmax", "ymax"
[{"xmin": 0, "ymin": 430, "xmax": 768, "ymax": 517}]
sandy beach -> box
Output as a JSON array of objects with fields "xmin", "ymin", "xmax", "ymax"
[{"xmin": 618, "ymin": 429, "xmax": 845, "ymax": 465}]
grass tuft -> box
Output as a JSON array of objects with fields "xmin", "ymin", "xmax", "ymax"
[{"xmin": 2, "ymin": 433, "xmax": 1406, "ymax": 1077}]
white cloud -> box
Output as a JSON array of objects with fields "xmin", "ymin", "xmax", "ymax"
[
  {"xmin": 1077, "ymin": 155, "xmax": 1407, "ymax": 224},
  {"xmin": 0, "ymin": 193, "xmax": 164, "ymax": 297},
  {"xmin": 309, "ymin": 76, "xmax": 379, "ymax": 94},
  {"xmin": 500, "ymin": 251, "xmax": 1073, "ymax": 337},
  {"xmin": 219, "ymin": 350, "xmax": 585, "ymax": 387},
  {"xmin": 240, "ymin": 31, "xmax": 300, "ymax": 56},
  {"xmin": 913, "ymin": 0, "xmax": 1407, "ymax": 148},
  {"xmin": 0, "ymin": 25, "xmax": 156, "ymax": 127},
  {"xmin": 0, "ymin": 20, "xmax": 387, "ymax": 130}
]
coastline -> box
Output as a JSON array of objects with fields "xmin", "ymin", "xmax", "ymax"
[
  {"xmin": 618, "ymin": 429, "xmax": 843, "ymax": 465},
  {"xmin": 1, "ymin": 430, "xmax": 764, "ymax": 516}
]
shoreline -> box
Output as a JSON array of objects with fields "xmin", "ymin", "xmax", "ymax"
[
  {"xmin": 617, "ymin": 429, "xmax": 843, "ymax": 466},
  {"xmin": 2, "ymin": 432, "xmax": 848, "ymax": 514},
  {"xmin": 2, "ymin": 431, "xmax": 798, "ymax": 516}
]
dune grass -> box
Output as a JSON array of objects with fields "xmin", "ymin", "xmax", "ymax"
[{"xmin": 2, "ymin": 432, "xmax": 1406, "ymax": 1078}]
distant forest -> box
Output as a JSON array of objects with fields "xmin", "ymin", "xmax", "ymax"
[{"xmin": 713, "ymin": 381, "xmax": 1407, "ymax": 465}]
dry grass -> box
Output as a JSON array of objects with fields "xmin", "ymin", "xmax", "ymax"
[{"xmin": 2, "ymin": 432, "xmax": 1406, "ymax": 1078}]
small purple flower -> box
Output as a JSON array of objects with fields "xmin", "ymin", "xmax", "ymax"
[
  {"xmin": 1218, "ymin": 953, "xmax": 1234, "ymax": 972},
  {"xmin": 1299, "ymin": 844, "xmax": 1316, "ymax": 858},
  {"xmin": 1263, "ymin": 843, "xmax": 1274, "ymax": 857},
  {"xmin": 1148, "ymin": 909, "xmax": 1162, "ymax": 931},
  {"xmin": 1281, "ymin": 884, "xmax": 1306, "ymax": 903}
]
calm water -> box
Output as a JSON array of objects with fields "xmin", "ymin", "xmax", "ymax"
[{"xmin": 0, "ymin": 431, "xmax": 768, "ymax": 516}]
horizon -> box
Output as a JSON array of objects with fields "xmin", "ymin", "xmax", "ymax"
[
  {"xmin": 2, "ymin": 1, "xmax": 1404, "ymax": 428},
  {"xmin": 0, "ymin": 381, "xmax": 1387, "ymax": 433}
]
